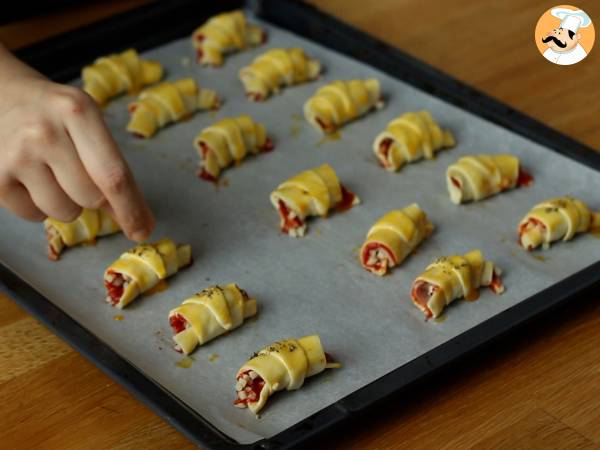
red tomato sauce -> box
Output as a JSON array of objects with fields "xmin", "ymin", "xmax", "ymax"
[
  {"xmin": 234, "ymin": 371, "xmax": 265, "ymax": 406},
  {"xmin": 104, "ymin": 271, "xmax": 124, "ymax": 306},
  {"xmin": 361, "ymin": 242, "xmax": 397, "ymax": 270},
  {"xmin": 378, "ymin": 138, "xmax": 393, "ymax": 167},
  {"xmin": 261, "ymin": 137, "xmax": 274, "ymax": 152},
  {"xmin": 411, "ymin": 280, "xmax": 434, "ymax": 319},
  {"xmin": 336, "ymin": 185, "xmax": 356, "ymax": 212},
  {"xmin": 278, "ymin": 201, "xmax": 303, "ymax": 233},
  {"xmin": 170, "ymin": 314, "xmax": 187, "ymax": 335},
  {"xmin": 517, "ymin": 168, "xmax": 534, "ymax": 187}
]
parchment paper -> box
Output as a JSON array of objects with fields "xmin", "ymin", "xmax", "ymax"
[{"xmin": 1, "ymin": 13, "xmax": 599, "ymax": 445}]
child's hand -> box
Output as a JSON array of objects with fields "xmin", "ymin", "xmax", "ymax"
[{"xmin": 0, "ymin": 44, "xmax": 154, "ymax": 241}]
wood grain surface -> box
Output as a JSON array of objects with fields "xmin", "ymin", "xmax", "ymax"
[{"xmin": 1, "ymin": 1, "xmax": 599, "ymax": 449}]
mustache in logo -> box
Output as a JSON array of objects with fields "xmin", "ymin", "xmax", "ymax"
[{"xmin": 542, "ymin": 35, "xmax": 567, "ymax": 48}]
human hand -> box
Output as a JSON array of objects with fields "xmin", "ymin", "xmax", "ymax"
[{"xmin": 0, "ymin": 44, "xmax": 154, "ymax": 241}]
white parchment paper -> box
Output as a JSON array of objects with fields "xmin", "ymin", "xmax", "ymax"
[{"xmin": 1, "ymin": 14, "xmax": 599, "ymax": 444}]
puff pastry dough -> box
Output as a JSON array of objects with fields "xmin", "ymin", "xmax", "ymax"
[
  {"xmin": 169, "ymin": 284, "xmax": 257, "ymax": 355},
  {"xmin": 360, "ymin": 204, "xmax": 433, "ymax": 276},
  {"xmin": 194, "ymin": 115, "xmax": 273, "ymax": 182},
  {"xmin": 373, "ymin": 111, "xmax": 455, "ymax": 171},
  {"xmin": 234, "ymin": 335, "xmax": 340, "ymax": 414},
  {"xmin": 192, "ymin": 10, "xmax": 266, "ymax": 67},
  {"xmin": 518, "ymin": 196, "xmax": 600, "ymax": 250},
  {"xmin": 44, "ymin": 209, "xmax": 120, "ymax": 261},
  {"xmin": 304, "ymin": 79, "xmax": 383, "ymax": 134},
  {"xmin": 104, "ymin": 238, "xmax": 192, "ymax": 309},
  {"xmin": 411, "ymin": 249, "xmax": 504, "ymax": 319},
  {"xmin": 270, "ymin": 164, "xmax": 359, "ymax": 237},
  {"xmin": 239, "ymin": 48, "xmax": 321, "ymax": 101},
  {"xmin": 127, "ymin": 78, "xmax": 220, "ymax": 138},
  {"xmin": 82, "ymin": 49, "xmax": 163, "ymax": 104},
  {"xmin": 447, "ymin": 154, "xmax": 533, "ymax": 204}
]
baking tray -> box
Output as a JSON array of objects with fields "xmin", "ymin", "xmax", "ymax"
[{"xmin": 2, "ymin": 0, "xmax": 600, "ymax": 448}]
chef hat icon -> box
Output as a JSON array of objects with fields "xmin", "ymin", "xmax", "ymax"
[{"xmin": 551, "ymin": 7, "xmax": 592, "ymax": 33}]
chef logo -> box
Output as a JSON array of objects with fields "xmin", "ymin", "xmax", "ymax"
[{"xmin": 535, "ymin": 5, "xmax": 595, "ymax": 65}]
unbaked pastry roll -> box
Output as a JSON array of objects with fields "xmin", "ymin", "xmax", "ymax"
[
  {"xmin": 447, "ymin": 154, "xmax": 533, "ymax": 204},
  {"xmin": 104, "ymin": 238, "xmax": 192, "ymax": 309},
  {"xmin": 239, "ymin": 48, "xmax": 321, "ymax": 101},
  {"xmin": 303, "ymin": 79, "xmax": 383, "ymax": 134},
  {"xmin": 518, "ymin": 196, "xmax": 600, "ymax": 250},
  {"xmin": 270, "ymin": 164, "xmax": 360, "ymax": 237},
  {"xmin": 127, "ymin": 78, "xmax": 220, "ymax": 138},
  {"xmin": 373, "ymin": 111, "xmax": 455, "ymax": 171},
  {"xmin": 44, "ymin": 209, "xmax": 120, "ymax": 261},
  {"xmin": 194, "ymin": 115, "xmax": 274, "ymax": 182},
  {"xmin": 192, "ymin": 10, "xmax": 266, "ymax": 67},
  {"xmin": 411, "ymin": 249, "xmax": 504, "ymax": 319},
  {"xmin": 82, "ymin": 49, "xmax": 163, "ymax": 104},
  {"xmin": 169, "ymin": 284, "xmax": 257, "ymax": 355},
  {"xmin": 360, "ymin": 204, "xmax": 433, "ymax": 276},
  {"xmin": 234, "ymin": 335, "xmax": 340, "ymax": 414}
]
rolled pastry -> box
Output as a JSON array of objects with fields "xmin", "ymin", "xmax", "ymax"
[
  {"xmin": 239, "ymin": 48, "xmax": 321, "ymax": 101},
  {"xmin": 192, "ymin": 10, "xmax": 266, "ymax": 67},
  {"xmin": 270, "ymin": 164, "xmax": 360, "ymax": 237},
  {"xmin": 373, "ymin": 111, "xmax": 455, "ymax": 171},
  {"xmin": 82, "ymin": 49, "xmax": 163, "ymax": 104},
  {"xmin": 360, "ymin": 204, "xmax": 434, "ymax": 276},
  {"xmin": 234, "ymin": 335, "xmax": 340, "ymax": 414},
  {"xmin": 169, "ymin": 284, "xmax": 257, "ymax": 355},
  {"xmin": 194, "ymin": 115, "xmax": 274, "ymax": 182},
  {"xmin": 127, "ymin": 78, "xmax": 220, "ymax": 138},
  {"xmin": 447, "ymin": 154, "xmax": 533, "ymax": 204},
  {"xmin": 518, "ymin": 196, "xmax": 600, "ymax": 250},
  {"xmin": 411, "ymin": 249, "xmax": 504, "ymax": 319},
  {"xmin": 104, "ymin": 238, "xmax": 192, "ymax": 309},
  {"xmin": 303, "ymin": 79, "xmax": 383, "ymax": 134},
  {"xmin": 44, "ymin": 209, "xmax": 120, "ymax": 261}
]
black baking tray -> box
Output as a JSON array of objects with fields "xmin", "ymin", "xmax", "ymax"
[{"xmin": 3, "ymin": 0, "xmax": 600, "ymax": 449}]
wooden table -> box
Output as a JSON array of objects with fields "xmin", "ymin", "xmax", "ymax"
[{"xmin": 1, "ymin": 1, "xmax": 599, "ymax": 448}]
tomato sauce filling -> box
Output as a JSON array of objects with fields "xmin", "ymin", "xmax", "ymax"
[
  {"xmin": 261, "ymin": 137, "xmax": 274, "ymax": 152},
  {"xmin": 518, "ymin": 217, "xmax": 547, "ymax": 249},
  {"xmin": 277, "ymin": 200, "xmax": 303, "ymax": 233},
  {"xmin": 246, "ymin": 92, "xmax": 263, "ymax": 101},
  {"xmin": 517, "ymin": 168, "xmax": 534, "ymax": 187},
  {"xmin": 315, "ymin": 117, "xmax": 335, "ymax": 133},
  {"xmin": 195, "ymin": 33, "xmax": 205, "ymax": 42},
  {"xmin": 336, "ymin": 185, "xmax": 357, "ymax": 212},
  {"xmin": 489, "ymin": 270, "xmax": 504, "ymax": 294},
  {"xmin": 450, "ymin": 176, "xmax": 461, "ymax": 188},
  {"xmin": 196, "ymin": 48, "xmax": 204, "ymax": 61},
  {"xmin": 260, "ymin": 30, "xmax": 268, "ymax": 43},
  {"xmin": 361, "ymin": 242, "xmax": 396, "ymax": 272},
  {"xmin": 411, "ymin": 280, "xmax": 435, "ymax": 319},
  {"xmin": 378, "ymin": 138, "xmax": 393, "ymax": 167},
  {"xmin": 234, "ymin": 370, "xmax": 265, "ymax": 406},
  {"xmin": 104, "ymin": 270, "xmax": 124, "ymax": 306}
]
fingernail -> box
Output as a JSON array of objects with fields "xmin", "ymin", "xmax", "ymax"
[{"xmin": 130, "ymin": 228, "xmax": 148, "ymax": 242}]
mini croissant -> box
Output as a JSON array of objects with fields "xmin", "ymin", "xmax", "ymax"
[
  {"xmin": 304, "ymin": 79, "xmax": 383, "ymax": 134},
  {"xmin": 239, "ymin": 48, "xmax": 321, "ymax": 101},
  {"xmin": 127, "ymin": 78, "xmax": 220, "ymax": 138},
  {"xmin": 270, "ymin": 164, "xmax": 359, "ymax": 237},
  {"xmin": 44, "ymin": 209, "xmax": 120, "ymax": 260},
  {"xmin": 82, "ymin": 49, "xmax": 163, "ymax": 104},
  {"xmin": 411, "ymin": 249, "xmax": 504, "ymax": 319},
  {"xmin": 194, "ymin": 115, "xmax": 273, "ymax": 182},
  {"xmin": 192, "ymin": 10, "xmax": 266, "ymax": 66},
  {"xmin": 169, "ymin": 284, "xmax": 257, "ymax": 355},
  {"xmin": 373, "ymin": 111, "xmax": 455, "ymax": 171},
  {"xmin": 447, "ymin": 154, "xmax": 532, "ymax": 204},
  {"xmin": 104, "ymin": 238, "xmax": 192, "ymax": 309},
  {"xmin": 360, "ymin": 204, "xmax": 433, "ymax": 276},
  {"xmin": 518, "ymin": 196, "xmax": 600, "ymax": 250},
  {"xmin": 234, "ymin": 335, "xmax": 340, "ymax": 414}
]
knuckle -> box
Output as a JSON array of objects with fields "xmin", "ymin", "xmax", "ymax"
[
  {"xmin": 53, "ymin": 87, "xmax": 91, "ymax": 116},
  {"xmin": 21, "ymin": 119, "xmax": 56, "ymax": 148}
]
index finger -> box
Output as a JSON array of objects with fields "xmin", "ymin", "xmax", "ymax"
[{"xmin": 57, "ymin": 88, "xmax": 155, "ymax": 241}]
